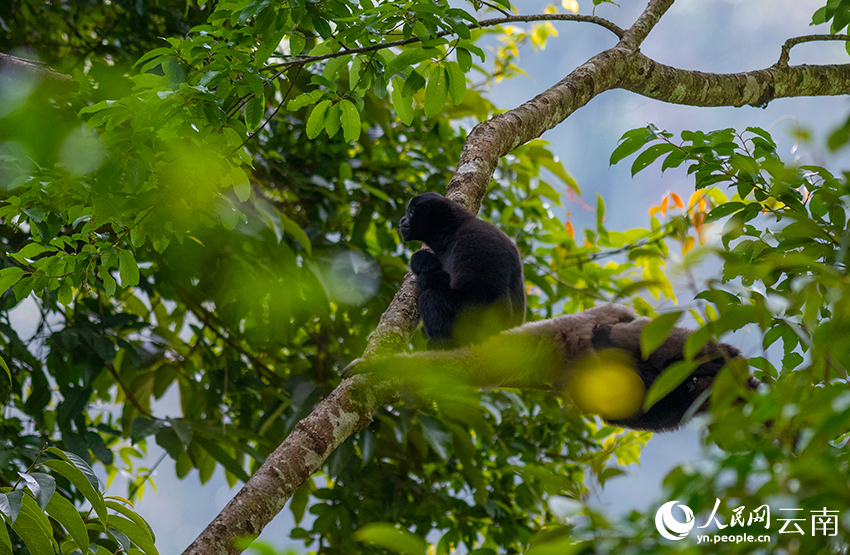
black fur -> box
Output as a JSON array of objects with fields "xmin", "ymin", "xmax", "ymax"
[
  {"xmin": 590, "ymin": 322, "xmax": 748, "ymax": 431},
  {"xmin": 400, "ymin": 192, "xmax": 525, "ymax": 346}
]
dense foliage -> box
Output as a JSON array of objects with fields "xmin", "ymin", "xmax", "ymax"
[{"xmin": 0, "ymin": 0, "xmax": 849, "ymax": 553}]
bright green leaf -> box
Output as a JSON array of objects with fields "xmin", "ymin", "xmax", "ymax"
[
  {"xmin": 424, "ymin": 65, "xmax": 448, "ymax": 118},
  {"xmin": 391, "ymin": 76, "xmax": 414, "ymax": 125},
  {"xmin": 446, "ymin": 61, "xmax": 466, "ymax": 106},
  {"xmin": 118, "ymin": 250, "xmax": 140, "ymax": 288},
  {"xmin": 12, "ymin": 495, "xmax": 55, "ymax": 555},
  {"xmin": 340, "ymin": 99, "xmax": 361, "ymax": 142},
  {"xmin": 306, "ymin": 100, "xmax": 331, "ymax": 139},
  {"xmin": 45, "ymin": 493, "xmax": 89, "ymax": 553},
  {"xmin": 641, "ymin": 310, "xmax": 683, "ymax": 358}
]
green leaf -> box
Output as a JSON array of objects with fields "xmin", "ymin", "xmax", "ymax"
[
  {"xmin": 45, "ymin": 493, "xmax": 89, "ymax": 553},
  {"xmin": 234, "ymin": 180, "xmax": 251, "ymax": 203},
  {"xmin": 193, "ymin": 438, "xmax": 250, "ymax": 482},
  {"xmin": 418, "ymin": 415, "xmax": 453, "ymax": 460},
  {"xmin": 98, "ymin": 266, "xmax": 117, "ymax": 296},
  {"xmin": 446, "ymin": 61, "xmax": 466, "ymax": 106},
  {"xmin": 12, "ymin": 277, "xmax": 34, "ymax": 302},
  {"xmin": 424, "ymin": 65, "xmax": 448, "ymax": 118},
  {"xmin": 391, "ymin": 76, "xmax": 415, "ymax": 125},
  {"xmin": 290, "ymin": 481, "xmax": 311, "ymax": 525},
  {"xmin": 312, "ymin": 17, "xmax": 332, "ymax": 39},
  {"xmin": 349, "ymin": 56, "xmax": 363, "ymax": 90},
  {"xmin": 289, "ymin": 33, "xmax": 306, "ymax": 56},
  {"xmin": 118, "ymin": 250, "xmax": 140, "ymax": 288},
  {"xmin": 684, "ymin": 326, "xmax": 712, "ymax": 361},
  {"xmin": 287, "ymin": 89, "xmax": 327, "ymax": 111},
  {"xmin": 0, "ymin": 491, "xmax": 23, "ymax": 523},
  {"xmin": 0, "ymin": 512, "xmax": 10, "ymax": 555},
  {"xmin": 324, "ymin": 101, "xmax": 341, "ymax": 138},
  {"xmin": 640, "ymin": 311, "xmax": 683, "ymax": 358},
  {"xmin": 401, "ymin": 68, "xmax": 426, "ymax": 97},
  {"xmin": 280, "ymin": 213, "xmax": 312, "ymax": 254},
  {"xmin": 322, "ymin": 55, "xmax": 349, "ymax": 83},
  {"xmin": 106, "ymin": 512, "xmax": 158, "ymax": 555},
  {"xmin": 12, "ymin": 495, "xmax": 55, "ymax": 555},
  {"xmin": 42, "ymin": 448, "xmax": 107, "ymax": 526},
  {"xmin": 306, "ymin": 100, "xmax": 331, "ymax": 139},
  {"xmin": 704, "ymin": 201, "xmax": 745, "ymax": 223},
  {"xmin": 355, "ymin": 523, "xmax": 427, "ymax": 555},
  {"xmin": 631, "ymin": 143, "xmax": 677, "ymax": 176},
  {"xmin": 245, "ymin": 94, "xmax": 265, "ymax": 130},
  {"xmin": 0, "ymin": 266, "xmax": 24, "ymax": 295},
  {"xmin": 56, "ymin": 280, "xmax": 73, "ymax": 306},
  {"xmin": 456, "ymin": 48, "xmax": 472, "ymax": 71},
  {"xmin": 17, "ymin": 473, "xmax": 55, "ymax": 511},
  {"xmin": 79, "ymin": 99, "xmax": 114, "ymax": 116},
  {"xmin": 596, "ymin": 193, "xmax": 606, "ymax": 232},
  {"xmin": 642, "ymin": 359, "xmax": 698, "ymax": 412},
  {"xmin": 0, "ymin": 356, "xmax": 10, "ymax": 386},
  {"xmin": 609, "ymin": 127, "xmax": 653, "ymax": 165},
  {"xmin": 133, "ymin": 47, "xmax": 172, "ymax": 68},
  {"xmin": 340, "ymin": 99, "xmax": 361, "ymax": 142},
  {"xmin": 385, "ymin": 47, "xmax": 438, "ymax": 77}
]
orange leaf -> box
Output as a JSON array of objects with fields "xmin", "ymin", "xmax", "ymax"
[{"xmin": 671, "ymin": 192, "xmax": 684, "ymax": 209}]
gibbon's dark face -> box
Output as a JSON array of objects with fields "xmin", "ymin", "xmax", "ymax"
[{"xmin": 399, "ymin": 192, "xmax": 466, "ymax": 244}]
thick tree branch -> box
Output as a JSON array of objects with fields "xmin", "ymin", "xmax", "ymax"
[
  {"xmin": 621, "ymin": 53, "xmax": 850, "ymax": 108},
  {"xmin": 183, "ymin": 0, "xmax": 850, "ymax": 552},
  {"xmin": 619, "ymin": 0, "xmax": 675, "ymax": 50},
  {"xmin": 0, "ymin": 52, "xmax": 77, "ymax": 93}
]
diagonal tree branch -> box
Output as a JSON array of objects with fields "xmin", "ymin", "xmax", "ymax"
[{"xmin": 182, "ymin": 1, "xmax": 850, "ymax": 553}]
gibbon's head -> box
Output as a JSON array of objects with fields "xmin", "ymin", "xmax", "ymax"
[{"xmin": 399, "ymin": 192, "xmax": 469, "ymax": 244}]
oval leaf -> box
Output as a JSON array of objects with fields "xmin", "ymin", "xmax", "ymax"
[
  {"xmin": 446, "ymin": 61, "xmax": 466, "ymax": 105},
  {"xmin": 340, "ymin": 99, "xmax": 361, "ymax": 142},
  {"xmin": 46, "ymin": 493, "xmax": 89, "ymax": 553},
  {"xmin": 306, "ymin": 100, "xmax": 331, "ymax": 139},
  {"xmin": 391, "ymin": 76, "xmax": 414, "ymax": 125},
  {"xmin": 640, "ymin": 310, "xmax": 683, "ymax": 359},
  {"xmin": 424, "ymin": 65, "xmax": 448, "ymax": 118}
]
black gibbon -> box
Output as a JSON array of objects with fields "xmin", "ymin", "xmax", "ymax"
[{"xmin": 400, "ymin": 192, "xmax": 525, "ymax": 347}]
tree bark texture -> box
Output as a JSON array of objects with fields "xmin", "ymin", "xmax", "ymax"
[
  {"xmin": 0, "ymin": 52, "xmax": 78, "ymax": 93},
  {"xmin": 183, "ymin": 0, "xmax": 850, "ymax": 552}
]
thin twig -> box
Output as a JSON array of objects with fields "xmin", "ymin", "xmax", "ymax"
[
  {"xmin": 776, "ymin": 34, "xmax": 850, "ymax": 68},
  {"xmin": 234, "ymin": 65, "xmax": 304, "ymax": 152},
  {"xmin": 106, "ymin": 363, "xmax": 156, "ymax": 419},
  {"xmin": 262, "ymin": 13, "xmax": 624, "ymax": 72}
]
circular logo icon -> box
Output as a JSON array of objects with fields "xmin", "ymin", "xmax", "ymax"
[{"xmin": 655, "ymin": 500, "xmax": 695, "ymax": 541}]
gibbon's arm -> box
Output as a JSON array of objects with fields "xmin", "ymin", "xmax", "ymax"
[{"xmin": 349, "ymin": 304, "xmax": 754, "ymax": 432}]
